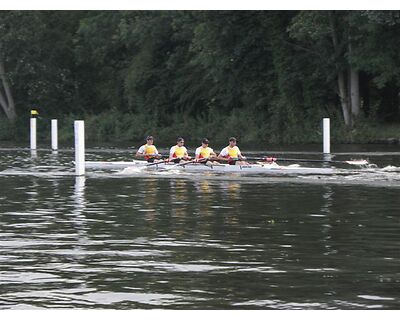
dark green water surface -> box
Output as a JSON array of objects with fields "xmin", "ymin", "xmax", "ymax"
[{"xmin": 0, "ymin": 148, "xmax": 399, "ymax": 309}]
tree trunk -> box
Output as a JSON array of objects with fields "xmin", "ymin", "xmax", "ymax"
[
  {"xmin": 329, "ymin": 11, "xmax": 352, "ymax": 127},
  {"xmin": 338, "ymin": 69, "xmax": 352, "ymax": 127},
  {"xmin": 348, "ymin": 39, "xmax": 360, "ymax": 118},
  {"xmin": 0, "ymin": 60, "xmax": 17, "ymax": 122},
  {"xmin": 350, "ymin": 66, "xmax": 360, "ymax": 117}
]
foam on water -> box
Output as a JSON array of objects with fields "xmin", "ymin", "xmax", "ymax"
[{"xmin": 117, "ymin": 167, "xmax": 144, "ymax": 175}]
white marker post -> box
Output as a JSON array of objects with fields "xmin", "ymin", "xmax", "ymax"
[
  {"xmin": 74, "ymin": 120, "xmax": 85, "ymax": 176},
  {"xmin": 30, "ymin": 118, "xmax": 37, "ymax": 150},
  {"xmin": 51, "ymin": 119, "xmax": 58, "ymax": 150},
  {"xmin": 323, "ymin": 118, "xmax": 330, "ymax": 154}
]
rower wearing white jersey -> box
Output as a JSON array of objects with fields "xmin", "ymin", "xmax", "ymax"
[
  {"xmin": 169, "ymin": 137, "xmax": 191, "ymax": 163},
  {"xmin": 136, "ymin": 136, "xmax": 161, "ymax": 163},
  {"xmin": 195, "ymin": 138, "xmax": 217, "ymax": 164},
  {"xmin": 218, "ymin": 137, "xmax": 247, "ymax": 165}
]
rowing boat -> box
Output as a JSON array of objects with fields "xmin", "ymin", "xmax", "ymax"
[{"xmin": 85, "ymin": 160, "xmax": 336, "ymax": 175}]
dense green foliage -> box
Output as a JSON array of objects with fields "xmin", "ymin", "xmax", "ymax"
[{"xmin": 1, "ymin": 11, "xmax": 400, "ymax": 145}]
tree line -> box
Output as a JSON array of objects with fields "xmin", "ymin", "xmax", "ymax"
[{"xmin": 1, "ymin": 11, "xmax": 400, "ymax": 144}]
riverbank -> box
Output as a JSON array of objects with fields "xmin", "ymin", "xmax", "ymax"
[{"xmin": 1, "ymin": 113, "xmax": 400, "ymax": 147}]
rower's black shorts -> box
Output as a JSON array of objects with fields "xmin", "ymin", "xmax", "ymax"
[
  {"xmin": 228, "ymin": 160, "xmax": 237, "ymax": 165},
  {"xmin": 146, "ymin": 158, "xmax": 155, "ymax": 163},
  {"xmin": 172, "ymin": 158, "xmax": 181, "ymax": 164}
]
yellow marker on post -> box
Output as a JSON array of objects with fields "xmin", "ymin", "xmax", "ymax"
[{"xmin": 31, "ymin": 109, "xmax": 39, "ymax": 118}]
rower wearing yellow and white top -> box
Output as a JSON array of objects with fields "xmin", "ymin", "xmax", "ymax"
[
  {"xmin": 169, "ymin": 137, "xmax": 191, "ymax": 163},
  {"xmin": 195, "ymin": 138, "xmax": 217, "ymax": 164},
  {"xmin": 136, "ymin": 136, "xmax": 161, "ymax": 163},
  {"xmin": 218, "ymin": 137, "xmax": 247, "ymax": 165}
]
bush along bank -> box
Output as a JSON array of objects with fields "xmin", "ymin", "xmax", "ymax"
[{"xmin": 1, "ymin": 111, "xmax": 400, "ymax": 147}]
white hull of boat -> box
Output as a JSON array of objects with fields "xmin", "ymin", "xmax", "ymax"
[{"xmin": 85, "ymin": 160, "xmax": 335, "ymax": 175}]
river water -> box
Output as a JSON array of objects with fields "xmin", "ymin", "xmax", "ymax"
[{"xmin": 0, "ymin": 146, "xmax": 399, "ymax": 309}]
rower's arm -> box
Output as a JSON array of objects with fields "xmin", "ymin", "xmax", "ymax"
[
  {"xmin": 237, "ymin": 148, "xmax": 245, "ymax": 160},
  {"xmin": 136, "ymin": 145, "xmax": 145, "ymax": 158},
  {"xmin": 183, "ymin": 147, "xmax": 191, "ymax": 159},
  {"xmin": 194, "ymin": 148, "xmax": 202, "ymax": 160},
  {"xmin": 217, "ymin": 148, "xmax": 227, "ymax": 160},
  {"xmin": 169, "ymin": 147, "xmax": 175, "ymax": 160},
  {"xmin": 217, "ymin": 153, "xmax": 226, "ymax": 160}
]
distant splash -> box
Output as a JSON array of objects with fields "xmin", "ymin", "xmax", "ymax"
[{"xmin": 380, "ymin": 165, "xmax": 400, "ymax": 172}]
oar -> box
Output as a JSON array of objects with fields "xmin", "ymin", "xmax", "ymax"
[
  {"xmin": 216, "ymin": 157, "xmax": 241, "ymax": 162},
  {"xmin": 145, "ymin": 158, "xmax": 170, "ymax": 167},
  {"xmin": 174, "ymin": 157, "xmax": 208, "ymax": 167},
  {"xmin": 245, "ymin": 156, "xmax": 368, "ymax": 166},
  {"xmin": 147, "ymin": 156, "xmax": 194, "ymax": 168},
  {"xmin": 132, "ymin": 154, "xmax": 167, "ymax": 167}
]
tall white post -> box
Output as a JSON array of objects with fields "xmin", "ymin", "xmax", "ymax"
[
  {"xmin": 323, "ymin": 118, "xmax": 330, "ymax": 154},
  {"xmin": 51, "ymin": 119, "xmax": 58, "ymax": 150},
  {"xmin": 74, "ymin": 120, "xmax": 85, "ymax": 176},
  {"xmin": 30, "ymin": 118, "xmax": 37, "ymax": 150}
]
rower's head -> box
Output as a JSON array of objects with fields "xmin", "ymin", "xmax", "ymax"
[
  {"xmin": 201, "ymin": 138, "xmax": 209, "ymax": 148},
  {"xmin": 146, "ymin": 136, "xmax": 154, "ymax": 145},
  {"xmin": 229, "ymin": 137, "xmax": 237, "ymax": 147},
  {"xmin": 177, "ymin": 137, "xmax": 185, "ymax": 146}
]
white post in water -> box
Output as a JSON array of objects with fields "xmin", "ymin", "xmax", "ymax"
[
  {"xmin": 51, "ymin": 119, "xmax": 58, "ymax": 150},
  {"xmin": 30, "ymin": 118, "xmax": 37, "ymax": 150},
  {"xmin": 74, "ymin": 120, "xmax": 85, "ymax": 176},
  {"xmin": 323, "ymin": 118, "xmax": 330, "ymax": 154}
]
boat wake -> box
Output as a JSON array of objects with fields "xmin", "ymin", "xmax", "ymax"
[
  {"xmin": 0, "ymin": 168, "xmax": 75, "ymax": 177},
  {"xmin": 117, "ymin": 166, "xmax": 180, "ymax": 176}
]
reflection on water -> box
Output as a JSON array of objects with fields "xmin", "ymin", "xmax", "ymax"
[
  {"xmin": 0, "ymin": 149, "xmax": 399, "ymax": 309},
  {"xmin": 141, "ymin": 179, "xmax": 158, "ymax": 224},
  {"xmin": 72, "ymin": 176, "xmax": 88, "ymax": 241},
  {"xmin": 194, "ymin": 180, "xmax": 214, "ymax": 217}
]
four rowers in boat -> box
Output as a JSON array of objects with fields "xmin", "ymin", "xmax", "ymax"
[{"xmin": 136, "ymin": 136, "xmax": 247, "ymax": 165}]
